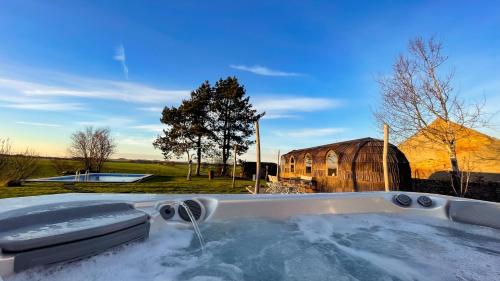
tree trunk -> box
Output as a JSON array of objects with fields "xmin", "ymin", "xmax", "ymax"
[
  {"xmin": 186, "ymin": 152, "xmax": 192, "ymax": 181},
  {"xmin": 232, "ymin": 145, "xmax": 237, "ymax": 188},
  {"xmin": 221, "ymin": 139, "xmax": 228, "ymax": 176},
  {"xmin": 196, "ymin": 136, "xmax": 202, "ymax": 176},
  {"xmin": 220, "ymin": 124, "xmax": 228, "ymax": 176},
  {"xmin": 447, "ymin": 143, "xmax": 462, "ymax": 196},
  {"xmin": 223, "ymin": 150, "xmax": 228, "ymax": 176}
]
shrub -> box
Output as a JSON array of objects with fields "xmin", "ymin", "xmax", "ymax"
[{"xmin": 0, "ymin": 139, "xmax": 39, "ymax": 187}]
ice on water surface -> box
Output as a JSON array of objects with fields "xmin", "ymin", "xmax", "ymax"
[{"xmin": 6, "ymin": 214, "xmax": 500, "ymax": 281}]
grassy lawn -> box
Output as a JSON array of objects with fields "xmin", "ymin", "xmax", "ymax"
[{"xmin": 0, "ymin": 159, "xmax": 262, "ymax": 199}]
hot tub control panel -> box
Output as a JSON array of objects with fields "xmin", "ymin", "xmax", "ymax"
[
  {"xmin": 417, "ymin": 195, "xmax": 433, "ymax": 207},
  {"xmin": 393, "ymin": 194, "xmax": 434, "ymax": 208},
  {"xmin": 156, "ymin": 199, "xmax": 206, "ymax": 223}
]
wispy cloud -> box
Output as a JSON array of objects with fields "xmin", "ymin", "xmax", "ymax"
[
  {"xmin": 75, "ymin": 118, "xmax": 163, "ymax": 133},
  {"xmin": 113, "ymin": 44, "xmax": 129, "ymax": 79},
  {"xmin": 230, "ymin": 65, "xmax": 303, "ymax": 77},
  {"xmin": 131, "ymin": 124, "xmax": 164, "ymax": 133},
  {"xmin": 138, "ymin": 106, "xmax": 164, "ymax": 112},
  {"xmin": 0, "ymin": 75, "xmax": 190, "ymax": 105},
  {"xmin": 277, "ymin": 127, "xmax": 347, "ymax": 138},
  {"xmin": 120, "ymin": 136, "xmax": 155, "ymax": 147},
  {"xmin": 16, "ymin": 121, "xmax": 61, "ymax": 127},
  {"xmin": 76, "ymin": 118, "xmax": 134, "ymax": 127},
  {"xmin": 254, "ymin": 96, "xmax": 343, "ymax": 119},
  {"xmin": 3, "ymin": 102, "xmax": 83, "ymax": 111},
  {"xmin": 261, "ymin": 113, "xmax": 298, "ymax": 120}
]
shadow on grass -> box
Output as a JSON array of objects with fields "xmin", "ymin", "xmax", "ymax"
[
  {"xmin": 62, "ymin": 184, "xmax": 96, "ymax": 193},
  {"xmin": 141, "ymin": 175, "xmax": 175, "ymax": 183}
]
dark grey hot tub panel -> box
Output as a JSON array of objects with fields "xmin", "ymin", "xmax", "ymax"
[
  {"xmin": 417, "ymin": 195, "xmax": 433, "ymax": 207},
  {"xmin": 449, "ymin": 201, "xmax": 500, "ymax": 229},
  {"xmin": 392, "ymin": 194, "xmax": 434, "ymax": 208},
  {"xmin": 393, "ymin": 194, "xmax": 412, "ymax": 207},
  {"xmin": 157, "ymin": 199, "xmax": 206, "ymax": 222},
  {"xmin": 178, "ymin": 200, "xmax": 203, "ymax": 222},
  {"xmin": 0, "ymin": 201, "xmax": 150, "ymax": 273},
  {"xmin": 159, "ymin": 204, "xmax": 175, "ymax": 220},
  {"xmin": 12, "ymin": 223, "xmax": 149, "ymax": 272}
]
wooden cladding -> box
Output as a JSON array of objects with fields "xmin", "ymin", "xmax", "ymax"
[{"xmin": 281, "ymin": 138, "xmax": 412, "ymax": 192}]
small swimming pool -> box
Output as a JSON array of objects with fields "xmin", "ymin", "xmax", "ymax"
[{"xmin": 27, "ymin": 173, "xmax": 152, "ymax": 183}]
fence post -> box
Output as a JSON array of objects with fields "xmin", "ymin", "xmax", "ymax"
[
  {"xmin": 254, "ymin": 120, "xmax": 261, "ymax": 194},
  {"xmin": 276, "ymin": 150, "xmax": 280, "ymax": 178},
  {"xmin": 232, "ymin": 145, "xmax": 237, "ymax": 188},
  {"xmin": 383, "ymin": 124, "xmax": 390, "ymax": 192}
]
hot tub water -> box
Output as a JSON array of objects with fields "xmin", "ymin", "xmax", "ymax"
[{"xmin": 6, "ymin": 213, "xmax": 500, "ymax": 281}]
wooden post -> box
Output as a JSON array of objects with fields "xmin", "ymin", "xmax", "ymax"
[
  {"xmin": 383, "ymin": 124, "xmax": 390, "ymax": 192},
  {"xmin": 254, "ymin": 120, "xmax": 261, "ymax": 194},
  {"xmin": 276, "ymin": 150, "xmax": 280, "ymax": 178},
  {"xmin": 231, "ymin": 145, "xmax": 237, "ymax": 188}
]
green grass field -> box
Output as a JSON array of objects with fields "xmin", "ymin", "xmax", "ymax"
[{"xmin": 0, "ymin": 159, "xmax": 261, "ymax": 199}]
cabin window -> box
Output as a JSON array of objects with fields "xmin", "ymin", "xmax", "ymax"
[
  {"xmin": 326, "ymin": 151, "xmax": 338, "ymax": 176},
  {"xmin": 304, "ymin": 154, "xmax": 312, "ymax": 174},
  {"xmin": 290, "ymin": 156, "xmax": 295, "ymax": 173}
]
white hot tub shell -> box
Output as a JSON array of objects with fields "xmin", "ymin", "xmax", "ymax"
[{"xmin": 0, "ymin": 192, "xmax": 499, "ymax": 278}]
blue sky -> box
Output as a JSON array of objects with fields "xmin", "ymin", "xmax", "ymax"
[{"xmin": 0, "ymin": 0, "xmax": 499, "ymax": 161}]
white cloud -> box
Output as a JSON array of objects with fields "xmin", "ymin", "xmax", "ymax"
[
  {"xmin": 0, "ymin": 76, "xmax": 190, "ymax": 105},
  {"xmin": 138, "ymin": 106, "xmax": 164, "ymax": 112},
  {"xmin": 113, "ymin": 44, "xmax": 129, "ymax": 79},
  {"xmin": 16, "ymin": 121, "xmax": 61, "ymax": 127},
  {"xmin": 76, "ymin": 118, "xmax": 134, "ymax": 127},
  {"xmin": 277, "ymin": 127, "xmax": 346, "ymax": 138},
  {"xmin": 131, "ymin": 124, "xmax": 164, "ymax": 133},
  {"xmin": 255, "ymin": 97, "xmax": 342, "ymax": 112},
  {"xmin": 253, "ymin": 96, "xmax": 343, "ymax": 119},
  {"xmin": 261, "ymin": 113, "xmax": 298, "ymax": 120},
  {"xmin": 230, "ymin": 65, "xmax": 303, "ymax": 77},
  {"xmin": 120, "ymin": 136, "xmax": 155, "ymax": 147},
  {"xmin": 3, "ymin": 102, "xmax": 83, "ymax": 111}
]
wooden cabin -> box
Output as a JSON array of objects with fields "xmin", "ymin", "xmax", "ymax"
[{"xmin": 280, "ymin": 138, "xmax": 411, "ymax": 192}]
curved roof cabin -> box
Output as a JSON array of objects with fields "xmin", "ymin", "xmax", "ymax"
[{"xmin": 280, "ymin": 138, "xmax": 411, "ymax": 192}]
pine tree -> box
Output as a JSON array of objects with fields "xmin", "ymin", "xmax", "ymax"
[
  {"xmin": 154, "ymin": 82, "xmax": 215, "ymax": 179},
  {"xmin": 184, "ymin": 81, "xmax": 214, "ymax": 175},
  {"xmin": 211, "ymin": 77, "xmax": 264, "ymax": 175}
]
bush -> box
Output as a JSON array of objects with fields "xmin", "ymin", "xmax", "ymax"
[{"xmin": 0, "ymin": 139, "xmax": 39, "ymax": 186}]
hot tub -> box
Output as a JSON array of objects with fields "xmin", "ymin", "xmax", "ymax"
[{"xmin": 0, "ymin": 192, "xmax": 499, "ymax": 281}]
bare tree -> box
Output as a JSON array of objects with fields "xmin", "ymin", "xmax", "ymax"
[
  {"xmin": 69, "ymin": 127, "xmax": 116, "ymax": 172},
  {"xmin": 455, "ymin": 153, "xmax": 473, "ymax": 197},
  {"xmin": 374, "ymin": 37, "xmax": 486, "ymax": 197},
  {"xmin": 69, "ymin": 127, "xmax": 92, "ymax": 170},
  {"xmin": 0, "ymin": 138, "xmax": 39, "ymax": 186},
  {"xmin": 93, "ymin": 128, "xmax": 116, "ymax": 172},
  {"xmin": 0, "ymin": 138, "xmax": 11, "ymax": 172},
  {"xmin": 7, "ymin": 148, "xmax": 39, "ymax": 181}
]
